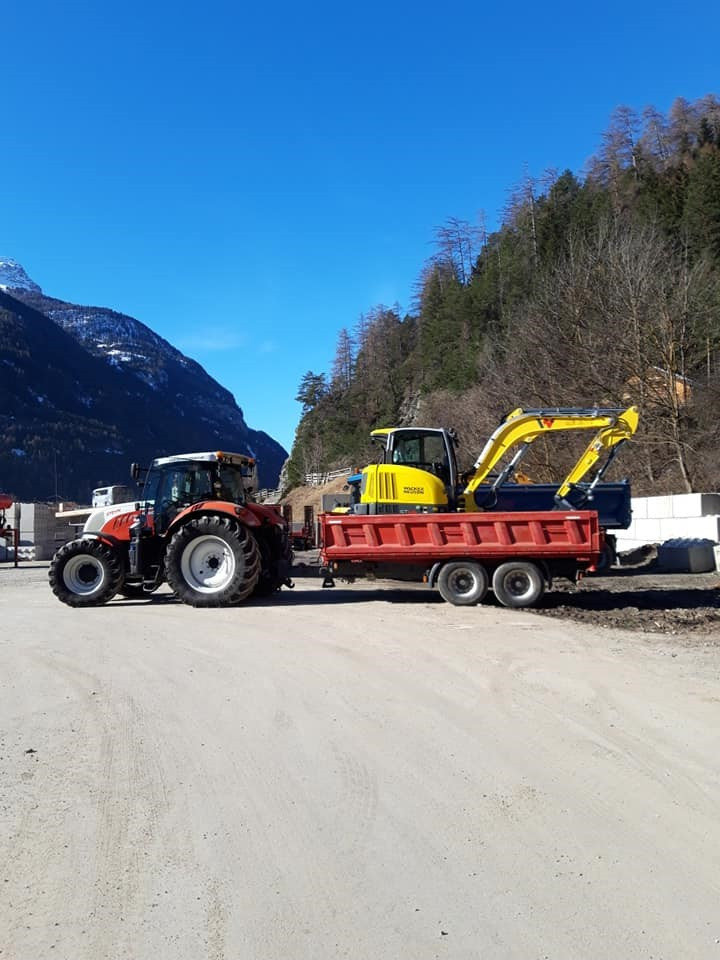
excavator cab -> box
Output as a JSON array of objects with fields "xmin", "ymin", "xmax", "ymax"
[{"xmin": 352, "ymin": 427, "xmax": 460, "ymax": 514}]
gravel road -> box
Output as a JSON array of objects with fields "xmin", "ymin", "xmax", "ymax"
[{"xmin": 2, "ymin": 564, "xmax": 720, "ymax": 959}]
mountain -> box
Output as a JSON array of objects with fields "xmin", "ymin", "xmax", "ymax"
[
  {"xmin": 0, "ymin": 257, "xmax": 41, "ymax": 294},
  {"xmin": 0, "ymin": 265, "xmax": 287, "ymax": 501}
]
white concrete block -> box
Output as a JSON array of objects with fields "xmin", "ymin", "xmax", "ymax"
[
  {"xmin": 634, "ymin": 518, "xmax": 664, "ymax": 542},
  {"xmin": 660, "ymin": 516, "xmax": 720, "ymax": 542},
  {"xmin": 714, "ymin": 544, "xmax": 720, "ymax": 572},
  {"xmin": 657, "ymin": 518, "xmax": 690, "ymax": 541},
  {"xmin": 622, "ymin": 519, "xmax": 638, "ymax": 538},
  {"xmin": 670, "ymin": 493, "xmax": 702, "ymax": 518},
  {"xmin": 671, "ymin": 493, "xmax": 720, "ymax": 517},
  {"xmin": 630, "ymin": 497, "xmax": 648, "ymax": 519},
  {"xmin": 615, "ymin": 538, "xmax": 645, "ymax": 553},
  {"xmin": 645, "ymin": 495, "xmax": 674, "ymax": 519}
]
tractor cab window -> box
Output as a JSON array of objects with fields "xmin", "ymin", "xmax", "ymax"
[
  {"xmin": 161, "ymin": 465, "xmax": 213, "ymax": 505},
  {"xmin": 147, "ymin": 463, "xmax": 214, "ymax": 532},
  {"xmin": 214, "ymin": 464, "xmax": 246, "ymax": 503}
]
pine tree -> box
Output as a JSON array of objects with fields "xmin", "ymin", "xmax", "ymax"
[
  {"xmin": 295, "ymin": 371, "xmax": 328, "ymax": 413},
  {"xmin": 683, "ymin": 146, "xmax": 720, "ymax": 262}
]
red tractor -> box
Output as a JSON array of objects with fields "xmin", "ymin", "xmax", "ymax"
[{"xmin": 49, "ymin": 451, "xmax": 291, "ymax": 607}]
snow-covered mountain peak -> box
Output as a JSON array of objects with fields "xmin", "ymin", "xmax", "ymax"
[{"xmin": 0, "ymin": 258, "xmax": 42, "ymax": 294}]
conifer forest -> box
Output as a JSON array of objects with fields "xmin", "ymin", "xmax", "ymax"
[{"xmin": 288, "ymin": 96, "xmax": 720, "ymax": 495}]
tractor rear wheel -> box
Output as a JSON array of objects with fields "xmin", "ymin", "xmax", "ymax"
[
  {"xmin": 49, "ymin": 538, "xmax": 124, "ymax": 607},
  {"xmin": 165, "ymin": 516, "xmax": 260, "ymax": 607}
]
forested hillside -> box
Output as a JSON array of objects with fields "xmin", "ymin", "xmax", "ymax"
[{"xmin": 288, "ymin": 95, "xmax": 720, "ymax": 495}]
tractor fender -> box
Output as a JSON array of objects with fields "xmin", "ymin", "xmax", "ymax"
[
  {"xmin": 69, "ymin": 531, "xmax": 122, "ymax": 550},
  {"xmin": 166, "ymin": 501, "xmax": 262, "ymax": 537}
]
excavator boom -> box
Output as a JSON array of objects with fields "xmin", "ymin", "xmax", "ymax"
[{"xmin": 462, "ymin": 406, "xmax": 640, "ymax": 496}]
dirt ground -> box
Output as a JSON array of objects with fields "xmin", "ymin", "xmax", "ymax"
[
  {"xmin": 280, "ymin": 476, "xmax": 350, "ymax": 518},
  {"xmin": 537, "ymin": 568, "xmax": 720, "ymax": 637},
  {"xmin": 295, "ymin": 548, "xmax": 720, "ymax": 639},
  {"xmin": 2, "ymin": 562, "xmax": 720, "ymax": 959}
]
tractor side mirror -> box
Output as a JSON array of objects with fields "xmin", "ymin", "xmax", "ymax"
[{"xmin": 131, "ymin": 463, "xmax": 149, "ymax": 484}]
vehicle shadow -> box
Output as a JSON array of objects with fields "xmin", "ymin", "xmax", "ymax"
[{"xmin": 111, "ymin": 585, "xmax": 445, "ymax": 607}]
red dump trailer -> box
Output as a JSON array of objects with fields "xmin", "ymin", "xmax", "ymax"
[{"xmin": 320, "ymin": 509, "xmax": 603, "ymax": 608}]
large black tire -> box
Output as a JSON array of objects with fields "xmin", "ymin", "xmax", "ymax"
[
  {"xmin": 49, "ymin": 538, "xmax": 124, "ymax": 607},
  {"xmin": 252, "ymin": 528, "xmax": 292, "ymax": 598},
  {"xmin": 593, "ymin": 536, "xmax": 617, "ymax": 573},
  {"xmin": 492, "ymin": 561, "xmax": 545, "ymax": 608},
  {"xmin": 436, "ymin": 561, "xmax": 488, "ymax": 606},
  {"xmin": 165, "ymin": 516, "xmax": 260, "ymax": 607}
]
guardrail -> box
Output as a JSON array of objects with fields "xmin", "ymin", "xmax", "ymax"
[{"xmin": 304, "ymin": 468, "xmax": 351, "ymax": 486}]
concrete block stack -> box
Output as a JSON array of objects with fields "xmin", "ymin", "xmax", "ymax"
[
  {"xmin": 17, "ymin": 503, "xmax": 65, "ymax": 561},
  {"xmin": 616, "ymin": 493, "xmax": 720, "ymax": 561}
]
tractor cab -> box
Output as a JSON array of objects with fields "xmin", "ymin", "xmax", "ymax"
[{"xmin": 133, "ymin": 451, "xmax": 258, "ymax": 534}]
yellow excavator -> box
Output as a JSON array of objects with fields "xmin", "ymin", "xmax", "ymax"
[{"xmin": 350, "ymin": 405, "xmax": 639, "ymax": 516}]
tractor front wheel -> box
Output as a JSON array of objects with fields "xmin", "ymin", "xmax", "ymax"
[
  {"xmin": 49, "ymin": 538, "xmax": 124, "ymax": 607},
  {"xmin": 165, "ymin": 516, "xmax": 260, "ymax": 607}
]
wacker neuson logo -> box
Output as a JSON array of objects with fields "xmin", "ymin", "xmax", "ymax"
[{"xmin": 403, "ymin": 486, "xmax": 424, "ymax": 495}]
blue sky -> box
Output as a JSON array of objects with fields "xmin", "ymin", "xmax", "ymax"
[{"xmin": 3, "ymin": 0, "xmax": 719, "ymax": 452}]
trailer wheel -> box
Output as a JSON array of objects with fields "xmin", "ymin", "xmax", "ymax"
[
  {"xmin": 437, "ymin": 561, "xmax": 489, "ymax": 606},
  {"xmin": 492, "ymin": 561, "xmax": 545, "ymax": 608},
  {"xmin": 593, "ymin": 536, "xmax": 617, "ymax": 573},
  {"xmin": 49, "ymin": 538, "xmax": 124, "ymax": 607},
  {"xmin": 165, "ymin": 516, "xmax": 260, "ymax": 607}
]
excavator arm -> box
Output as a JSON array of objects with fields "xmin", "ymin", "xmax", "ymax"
[
  {"xmin": 462, "ymin": 406, "xmax": 639, "ymax": 496},
  {"xmin": 555, "ymin": 406, "xmax": 639, "ymax": 498}
]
